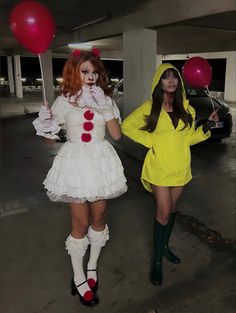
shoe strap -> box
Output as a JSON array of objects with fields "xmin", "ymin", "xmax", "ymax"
[
  {"xmin": 87, "ymin": 268, "xmax": 97, "ymax": 272},
  {"xmin": 76, "ymin": 280, "xmax": 87, "ymax": 288}
]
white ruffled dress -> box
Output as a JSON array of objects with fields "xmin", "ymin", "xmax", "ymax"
[{"xmin": 36, "ymin": 93, "xmax": 127, "ymax": 203}]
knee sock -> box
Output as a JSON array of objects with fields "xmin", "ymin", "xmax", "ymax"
[
  {"xmin": 65, "ymin": 235, "xmax": 92, "ymax": 299},
  {"xmin": 87, "ymin": 225, "xmax": 109, "ymax": 284}
]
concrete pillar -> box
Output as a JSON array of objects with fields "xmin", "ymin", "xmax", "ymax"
[
  {"xmin": 39, "ymin": 50, "xmax": 54, "ymax": 105},
  {"xmin": 224, "ymin": 51, "xmax": 236, "ymax": 102},
  {"xmin": 13, "ymin": 55, "xmax": 23, "ymax": 98},
  {"xmin": 7, "ymin": 56, "xmax": 15, "ymax": 94},
  {"xmin": 156, "ymin": 54, "xmax": 162, "ymax": 68},
  {"xmin": 122, "ymin": 29, "xmax": 157, "ymax": 160},
  {"xmin": 123, "ymin": 28, "xmax": 157, "ymax": 116}
]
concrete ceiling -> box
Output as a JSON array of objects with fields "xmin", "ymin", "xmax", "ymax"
[
  {"xmin": 0, "ymin": 0, "xmax": 236, "ymax": 57},
  {"xmin": 0, "ymin": 0, "xmax": 152, "ymax": 54}
]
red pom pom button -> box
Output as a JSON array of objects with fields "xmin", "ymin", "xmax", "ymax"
[
  {"xmin": 83, "ymin": 121, "xmax": 94, "ymax": 131},
  {"xmin": 81, "ymin": 133, "xmax": 92, "ymax": 142},
  {"xmin": 84, "ymin": 110, "xmax": 94, "ymax": 120}
]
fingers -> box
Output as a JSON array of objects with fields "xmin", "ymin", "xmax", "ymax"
[
  {"xmin": 91, "ymin": 85, "xmax": 104, "ymax": 95},
  {"xmin": 90, "ymin": 86, "xmax": 106, "ymax": 104},
  {"xmin": 39, "ymin": 105, "xmax": 52, "ymax": 120},
  {"xmin": 209, "ymin": 113, "xmax": 219, "ymax": 122}
]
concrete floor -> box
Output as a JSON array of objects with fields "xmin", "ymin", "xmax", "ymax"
[{"xmin": 0, "ymin": 98, "xmax": 235, "ymax": 313}]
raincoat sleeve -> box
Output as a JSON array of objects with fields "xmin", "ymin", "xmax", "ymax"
[
  {"xmin": 121, "ymin": 101, "xmax": 153, "ymax": 148},
  {"xmin": 187, "ymin": 105, "xmax": 211, "ymax": 146}
]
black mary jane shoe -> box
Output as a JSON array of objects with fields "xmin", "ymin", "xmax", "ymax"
[
  {"xmin": 163, "ymin": 246, "xmax": 181, "ymax": 264},
  {"xmin": 87, "ymin": 269, "xmax": 98, "ymax": 293},
  {"xmin": 71, "ymin": 279, "xmax": 99, "ymax": 306}
]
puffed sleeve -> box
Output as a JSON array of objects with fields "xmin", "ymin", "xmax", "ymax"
[
  {"xmin": 32, "ymin": 96, "xmax": 69, "ymax": 140},
  {"xmin": 187, "ymin": 105, "xmax": 211, "ymax": 146},
  {"xmin": 121, "ymin": 100, "xmax": 153, "ymax": 148},
  {"xmin": 100, "ymin": 96, "xmax": 122, "ymax": 123},
  {"xmin": 51, "ymin": 95, "xmax": 69, "ymax": 126}
]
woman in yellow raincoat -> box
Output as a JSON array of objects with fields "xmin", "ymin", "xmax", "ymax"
[{"xmin": 121, "ymin": 63, "xmax": 219, "ymax": 285}]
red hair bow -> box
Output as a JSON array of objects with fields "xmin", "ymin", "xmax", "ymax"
[
  {"xmin": 92, "ymin": 47, "xmax": 100, "ymax": 57},
  {"xmin": 72, "ymin": 49, "xmax": 81, "ymax": 56}
]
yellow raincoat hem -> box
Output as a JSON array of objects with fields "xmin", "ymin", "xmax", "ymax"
[{"xmin": 141, "ymin": 175, "xmax": 192, "ymax": 193}]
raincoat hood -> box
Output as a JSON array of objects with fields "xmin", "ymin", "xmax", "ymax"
[{"xmin": 151, "ymin": 63, "xmax": 187, "ymax": 101}]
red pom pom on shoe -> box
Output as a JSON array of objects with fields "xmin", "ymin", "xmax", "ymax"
[
  {"xmin": 87, "ymin": 278, "xmax": 96, "ymax": 289},
  {"xmin": 83, "ymin": 290, "xmax": 94, "ymax": 301}
]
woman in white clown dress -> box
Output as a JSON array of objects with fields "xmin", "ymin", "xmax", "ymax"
[{"xmin": 33, "ymin": 48, "xmax": 127, "ymax": 307}]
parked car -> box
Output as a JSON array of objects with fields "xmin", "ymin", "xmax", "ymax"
[{"xmin": 113, "ymin": 79, "xmax": 232, "ymax": 140}]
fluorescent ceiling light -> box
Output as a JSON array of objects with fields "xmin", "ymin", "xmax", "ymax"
[
  {"xmin": 68, "ymin": 43, "xmax": 92, "ymax": 49},
  {"xmin": 72, "ymin": 14, "xmax": 110, "ymax": 31}
]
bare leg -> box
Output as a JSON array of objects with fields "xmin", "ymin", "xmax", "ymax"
[
  {"xmin": 90, "ymin": 200, "xmax": 106, "ymax": 230},
  {"xmin": 170, "ymin": 186, "xmax": 184, "ymax": 212},
  {"xmin": 152, "ymin": 185, "xmax": 172, "ymax": 224},
  {"xmin": 70, "ymin": 202, "xmax": 90, "ymax": 238}
]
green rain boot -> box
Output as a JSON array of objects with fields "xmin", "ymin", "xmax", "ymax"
[
  {"xmin": 163, "ymin": 212, "xmax": 181, "ymax": 264},
  {"xmin": 150, "ymin": 220, "xmax": 167, "ymax": 286}
]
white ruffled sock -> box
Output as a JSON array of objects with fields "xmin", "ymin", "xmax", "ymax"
[
  {"xmin": 87, "ymin": 225, "xmax": 109, "ymax": 287},
  {"xmin": 65, "ymin": 235, "xmax": 92, "ymax": 298}
]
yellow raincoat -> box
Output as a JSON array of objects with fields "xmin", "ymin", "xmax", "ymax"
[{"xmin": 121, "ymin": 63, "xmax": 211, "ymax": 192}]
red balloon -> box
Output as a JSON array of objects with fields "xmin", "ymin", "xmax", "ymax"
[
  {"xmin": 9, "ymin": 0, "xmax": 55, "ymax": 55},
  {"xmin": 182, "ymin": 57, "xmax": 212, "ymax": 88}
]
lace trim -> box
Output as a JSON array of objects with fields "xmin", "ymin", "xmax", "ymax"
[
  {"xmin": 87, "ymin": 225, "xmax": 109, "ymax": 246},
  {"xmin": 65, "ymin": 235, "xmax": 89, "ymax": 256},
  {"xmin": 46, "ymin": 186, "xmax": 127, "ymax": 204}
]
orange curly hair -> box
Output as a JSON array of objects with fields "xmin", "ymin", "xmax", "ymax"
[{"xmin": 60, "ymin": 50, "xmax": 112, "ymax": 98}]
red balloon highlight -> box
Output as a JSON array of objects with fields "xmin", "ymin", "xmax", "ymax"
[
  {"xmin": 9, "ymin": 0, "xmax": 55, "ymax": 55},
  {"xmin": 182, "ymin": 57, "xmax": 212, "ymax": 88}
]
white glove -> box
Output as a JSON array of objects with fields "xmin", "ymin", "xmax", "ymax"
[
  {"xmin": 91, "ymin": 86, "xmax": 107, "ymax": 104},
  {"xmin": 79, "ymin": 86, "xmax": 96, "ymax": 107},
  {"xmin": 32, "ymin": 105, "xmax": 60, "ymax": 139},
  {"xmin": 38, "ymin": 105, "xmax": 52, "ymax": 126}
]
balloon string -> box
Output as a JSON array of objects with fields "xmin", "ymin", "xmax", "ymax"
[
  {"xmin": 38, "ymin": 54, "xmax": 47, "ymax": 105},
  {"xmin": 205, "ymin": 85, "xmax": 218, "ymax": 128},
  {"xmin": 205, "ymin": 86, "xmax": 215, "ymax": 111}
]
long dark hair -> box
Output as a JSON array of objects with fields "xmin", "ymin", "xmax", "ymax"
[{"xmin": 141, "ymin": 68, "xmax": 193, "ymax": 132}]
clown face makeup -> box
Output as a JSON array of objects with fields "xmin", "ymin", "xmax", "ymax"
[{"xmin": 80, "ymin": 61, "xmax": 99, "ymax": 86}]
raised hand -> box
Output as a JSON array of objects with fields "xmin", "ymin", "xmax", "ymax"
[
  {"xmin": 80, "ymin": 86, "xmax": 95, "ymax": 106},
  {"xmin": 33, "ymin": 103, "xmax": 60, "ymax": 138},
  {"xmin": 90, "ymin": 86, "xmax": 106, "ymax": 104},
  {"xmin": 38, "ymin": 103, "xmax": 52, "ymax": 122},
  {"xmin": 208, "ymin": 108, "xmax": 219, "ymax": 122},
  {"xmin": 205, "ymin": 108, "xmax": 220, "ymax": 129}
]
